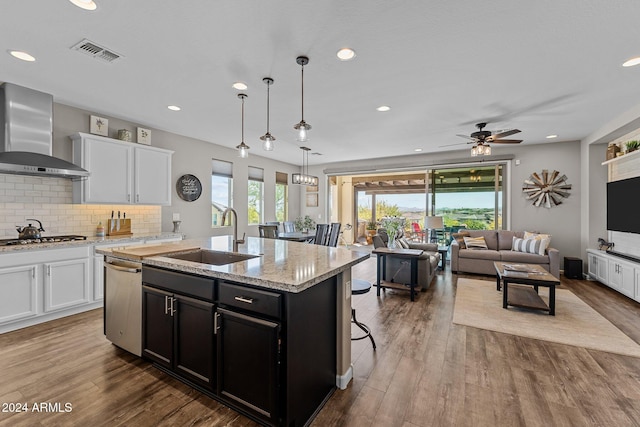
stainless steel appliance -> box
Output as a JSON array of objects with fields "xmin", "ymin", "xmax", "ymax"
[
  {"xmin": 0, "ymin": 82, "xmax": 90, "ymax": 178},
  {"xmin": 105, "ymin": 256, "xmax": 142, "ymax": 356},
  {"xmin": 0, "ymin": 234, "xmax": 87, "ymax": 246}
]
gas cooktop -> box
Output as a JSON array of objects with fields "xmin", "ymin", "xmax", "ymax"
[{"xmin": 0, "ymin": 235, "xmax": 87, "ymax": 246}]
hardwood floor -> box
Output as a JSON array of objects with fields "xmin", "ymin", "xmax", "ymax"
[{"xmin": 2, "ymin": 257, "xmax": 640, "ymax": 426}]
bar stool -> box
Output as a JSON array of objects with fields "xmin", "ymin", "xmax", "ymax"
[{"xmin": 351, "ymin": 279, "xmax": 376, "ymax": 350}]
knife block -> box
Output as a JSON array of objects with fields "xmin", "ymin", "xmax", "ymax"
[{"xmin": 107, "ymin": 219, "xmax": 132, "ymax": 236}]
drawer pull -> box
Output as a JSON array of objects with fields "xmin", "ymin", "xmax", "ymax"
[{"xmin": 234, "ymin": 296, "xmax": 254, "ymax": 304}]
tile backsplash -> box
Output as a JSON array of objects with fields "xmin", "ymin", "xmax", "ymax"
[{"xmin": 0, "ymin": 174, "xmax": 161, "ymax": 238}]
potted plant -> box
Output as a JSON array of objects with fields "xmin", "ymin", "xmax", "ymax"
[
  {"xmin": 365, "ymin": 221, "xmax": 377, "ymax": 244},
  {"xmin": 294, "ymin": 215, "xmax": 316, "ymax": 233},
  {"xmin": 625, "ymin": 140, "xmax": 640, "ymax": 153},
  {"xmin": 383, "ymin": 219, "xmax": 404, "ymax": 248}
]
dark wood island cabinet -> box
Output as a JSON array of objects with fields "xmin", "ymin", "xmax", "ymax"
[{"xmin": 141, "ymin": 265, "xmax": 337, "ymax": 427}]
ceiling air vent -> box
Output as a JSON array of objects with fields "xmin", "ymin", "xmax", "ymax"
[{"xmin": 70, "ymin": 38, "xmax": 122, "ymax": 63}]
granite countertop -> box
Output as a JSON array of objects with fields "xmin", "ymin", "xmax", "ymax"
[
  {"xmin": 98, "ymin": 236, "xmax": 370, "ymax": 293},
  {"xmin": 0, "ymin": 232, "xmax": 183, "ymax": 253}
]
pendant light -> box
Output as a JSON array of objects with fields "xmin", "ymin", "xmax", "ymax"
[
  {"xmin": 236, "ymin": 93, "xmax": 250, "ymax": 158},
  {"xmin": 260, "ymin": 77, "xmax": 276, "ymax": 151},
  {"xmin": 293, "ymin": 56, "xmax": 312, "ymax": 142},
  {"xmin": 292, "ymin": 146, "xmax": 318, "ymax": 185}
]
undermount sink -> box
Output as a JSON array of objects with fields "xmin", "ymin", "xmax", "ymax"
[{"xmin": 165, "ymin": 249, "xmax": 259, "ymax": 266}]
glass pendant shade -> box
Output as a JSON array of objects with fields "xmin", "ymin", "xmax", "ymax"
[
  {"xmin": 261, "ymin": 134, "xmax": 274, "ymax": 151},
  {"xmin": 293, "ymin": 56, "xmax": 311, "ymax": 142},
  {"xmin": 236, "ymin": 93, "xmax": 249, "ymax": 158},
  {"xmin": 260, "ymin": 77, "xmax": 276, "ymax": 151},
  {"xmin": 470, "ymin": 145, "xmax": 478, "ymax": 157}
]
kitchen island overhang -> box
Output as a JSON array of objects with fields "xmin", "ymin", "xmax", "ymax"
[{"xmin": 97, "ymin": 236, "xmax": 369, "ymax": 426}]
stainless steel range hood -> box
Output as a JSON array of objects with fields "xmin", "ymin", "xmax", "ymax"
[{"xmin": 0, "ymin": 83, "xmax": 89, "ymax": 178}]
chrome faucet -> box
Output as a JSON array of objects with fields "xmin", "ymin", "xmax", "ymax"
[{"xmin": 221, "ymin": 208, "xmax": 245, "ymax": 252}]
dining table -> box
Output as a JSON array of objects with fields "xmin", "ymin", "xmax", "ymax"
[{"xmin": 277, "ymin": 232, "xmax": 313, "ymax": 242}]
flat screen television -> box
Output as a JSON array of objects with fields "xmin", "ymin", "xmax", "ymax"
[{"xmin": 607, "ymin": 176, "xmax": 640, "ymax": 234}]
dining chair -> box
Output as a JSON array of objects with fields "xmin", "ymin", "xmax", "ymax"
[
  {"xmin": 325, "ymin": 222, "xmax": 341, "ymax": 247},
  {"xmin": 258, "ymin": 224, "xmax": 279, "ymax": 239},
  {"xmin": 283, "ymin": 221, "xmax": 295, "ymax": 233},
  {"xmin": 411, "ymin": 222, "xmax": 425, "ymax": 242},
  {"xmin": 265, "ymin": 221, "xmax": 281, "ymax": 233},
  {"xmin": 311, "ymin": 224, "xmax": 328, "ymax": 245}
]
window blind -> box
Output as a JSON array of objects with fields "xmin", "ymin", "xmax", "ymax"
[
  {"xmin": 248, "ymin": 166, "xmax": 264, "ymax": 182},
  {"xmin": 212, "ymin": 159, "xmax": 233, "ymax": 178},
  {"xmin": 275, "ymin": 172, "xmax": 288, "ymax": 184}
]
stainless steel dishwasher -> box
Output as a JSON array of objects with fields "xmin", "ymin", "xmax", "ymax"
[{"xmin": 105, "ymin": 256, "xmax": 142, "ymax": 356}]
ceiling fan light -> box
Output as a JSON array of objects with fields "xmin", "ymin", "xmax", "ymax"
[
  {"xmin": 470, "ymin": 145, "xmax": 478, "ymax": 157},
  {"xmin": 483, "ymin": 145, "xmax": 491, "ymax": 155}
]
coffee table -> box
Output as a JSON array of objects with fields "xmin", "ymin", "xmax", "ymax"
[{"xmin": 494, "ymin": 261, "xmax": 560, "ymax": 315}]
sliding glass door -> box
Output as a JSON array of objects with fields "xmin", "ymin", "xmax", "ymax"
[{"xmin": 427, "ymin": 164, "xmax": 504, "ymax": 231}]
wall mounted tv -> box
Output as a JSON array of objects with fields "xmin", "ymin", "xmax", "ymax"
[{"xmin": 607, "ymin": 176, "xmax": 640, "ymax": 234}]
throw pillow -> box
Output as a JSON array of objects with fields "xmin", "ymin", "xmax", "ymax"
[
  {"xmin": 512, "ymin": 236, "xmax": 550, "ymax": 256},
  {"xmin": 463, "ymin": 236, "xmax": 488, "ymax": 250},
  {"xmin": 452, "ymin": 231, "xmax": 471, "ymax": 248},
  {"xmin": 523, "ymin": 231, "xmax": 552, "ymax": 244},
  {"xmin": 397, "ymin": 238, "xmax": 410, "ymax": 249}
]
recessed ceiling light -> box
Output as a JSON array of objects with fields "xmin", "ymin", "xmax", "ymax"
[
  {"xmin": 232, "ymin": 82, "xmax": 248, "ymax": 90},
  {"xmin": 622, "ymin": 56, "xmax": 640, "ymax": 67},
  {"xmin": 336, "ymin": 48, "xmax": 356, "ymax": 61},
  {"xmin": 414, "ymin": 148, "xmax": 423, "ymax": 152},
  {"xmin": 68, "ymin": 0, "xmax": 97, "ymax": 10},
  {"xmin": 167, "ymin": 105, "xmax": 181, "ymax": 111},
  {"xmin": 9, "ymin": 50, "xmax": 36, "ymax": 62},
  {"xmin": 546, "ymin": 134, "xmax": 558, "ymax": 139},
  {"xmin": 376, "ymin": 105, "xmax": 390, "ymax": 112}
]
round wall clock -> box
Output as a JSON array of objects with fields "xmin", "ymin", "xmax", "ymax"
[
  {"xmin": 522, "ymin": 169, "xmax": 571, "ymax": 208},
  {"xmin": 176, "ymin": 174, "xmax": 202, "ymax": 202}
]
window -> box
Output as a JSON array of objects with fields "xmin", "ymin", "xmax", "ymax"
[
  {"xmin": 248, "ymin": 166, "xmax": 264, "ymax": 225},
  {"xmin": 212, "ymin": 159, "xmax": 233, "ymax": 227},
  {"xmin": 427, "ymin": 164, "xmax": 504, "ymax": 232},
  {"xmin": 275, "ymin": 172, "xmax": 288, "ymax": 222}
]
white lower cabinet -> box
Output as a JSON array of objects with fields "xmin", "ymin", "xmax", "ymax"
[
  {"xmin": 0, "ymin": 264, "xmax": 38, "ymax": 324},
  {"xmin": 587, "ymin": 249, "xmax": 640, "ymax": 301},
  {"xmin": 0, "ymin": 246, "xmax": 93, "ymax": 333},
  {"xmin": 588, "ymin": 251, "xmax": 609, "ymax": 283},
  {"xmin": 43, "ymin": 258, "xmax": 90, "ymax": 312},
  {"xmin": 608, "ymin": 259, "xmax": 635, "ymax": 298}
]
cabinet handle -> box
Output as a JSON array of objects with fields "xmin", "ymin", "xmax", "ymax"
[
  {"xmin": 47, "ymin": 265, "xmax": 51, "ymax": 276},
  {"xmin": 136, "ymin": 194, "xmax": 140, "ymax": 202},
  {"xmin": 32, "ymin": 267, "xmax": 36, "ymax": 278},
  {"xmin": 234, "ymin": 296, "xmax": 254, "ymax": 304},
  {"xmin": 127, "ymin": 194, "xmax": 131, "ymax": 202},
  {"xmin": 214, "ymin": 312, "xmax": 220, "ymax": 334},
  {"xmin": 170, "ymin": 297, "xmax": 176, "ymax": 316},
  {"xmin": 164, "ymin": 295, "xmax": 169, "ymax": 315}
]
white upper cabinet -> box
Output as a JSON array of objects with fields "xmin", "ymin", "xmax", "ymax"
[{"xmin": 71, "ymin": 132, "xmax": 173, "ymax": 205}]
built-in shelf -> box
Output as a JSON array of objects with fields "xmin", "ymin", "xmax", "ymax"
[{"xmin": 602, "ymin": 148, "xmax": 640, "ymax": 165}]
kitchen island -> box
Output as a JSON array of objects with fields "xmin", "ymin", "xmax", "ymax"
[{"xmin": 98, "ymin": 236, "xmax": 369, "ymax": 427}]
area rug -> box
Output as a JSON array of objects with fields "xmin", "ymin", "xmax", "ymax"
[{"xmin": 453, "ymin": 278, "xmax": 640, "ymax": 358}]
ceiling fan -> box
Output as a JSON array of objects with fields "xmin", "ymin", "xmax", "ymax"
[{"xmin": 442, "ymin": 122, "xmax": 522, "ymax": 155}]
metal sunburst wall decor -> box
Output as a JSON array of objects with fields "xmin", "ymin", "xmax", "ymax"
[{"xmin": 522, "ymin": 169, "xmax": 571, "ymax": 208}]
